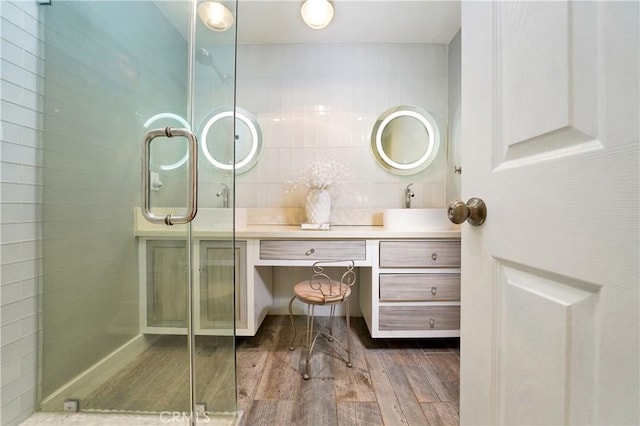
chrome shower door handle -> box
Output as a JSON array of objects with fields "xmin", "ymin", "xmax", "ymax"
[{"xmin": 142, "ymin": 126, "xmax": 198, "ymax": 226}]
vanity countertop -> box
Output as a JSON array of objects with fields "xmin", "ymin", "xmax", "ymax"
[
  {"xmin": 238, "ymin": 225, "xmax": 459, "ymax": 239},
  {"xmin": 135, "ymin": 224, "xmax": 460, "ymax": 239},
  {"xmin": 133, "ymin": 208, "xmax": 460, "ymax": 239}
]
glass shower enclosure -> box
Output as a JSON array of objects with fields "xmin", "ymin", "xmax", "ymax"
[{"xmin": 38, "ymin": 0, "xmax": 238, "ymax": 421}]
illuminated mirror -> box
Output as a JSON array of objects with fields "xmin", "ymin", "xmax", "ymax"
[
  {"xmin": 371, "ymin": 105, "xmax": 441, "ymax": 175},
  {"xmin": 199, "ymin": 106, "xmax": 262, "ymax": 174}
]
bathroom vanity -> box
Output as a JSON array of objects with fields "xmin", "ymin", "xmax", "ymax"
[{"xmin": 134, "ymin": 208, "xmax": 461, "ymax": 338}]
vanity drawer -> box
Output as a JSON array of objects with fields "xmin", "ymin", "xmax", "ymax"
[
  {"xmin": 259, "ymin": 240, "xmax": 366, "ymax": 261},
  {"xmin": 379, "ymin": 273, "xmax": 460, "ymax": 302},
  {"xmin": 379, "ymin": 240, "xmax": 461, "ymax": 268},
  {"xmin": 379, "ymin": 306, "xmax": 460, "ymax": 331}
]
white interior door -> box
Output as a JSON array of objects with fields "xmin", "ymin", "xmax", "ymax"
[{"xmin": 460, "ymin": 1, "xmax": 639, "ymax": 424}]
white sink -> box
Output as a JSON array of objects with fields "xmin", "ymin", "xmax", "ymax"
[{"xmin": 383, "ymin": 208, "xmax": 456, "ymax": 231}]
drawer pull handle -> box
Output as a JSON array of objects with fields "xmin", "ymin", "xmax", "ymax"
[
  {"xmin": 429, "ymin": 318, "xmax": 436, "ymax": 328},
  {"xmin": 431, "ymin": 252, "xmax": 438, "ymax": 261},
  {"xmin": 431, "ymin": 286, "xmax": 437, "ymax": 296},
  {"xmin": 305, "ymin": 248, "xmax": 315, "ymax": 256}
]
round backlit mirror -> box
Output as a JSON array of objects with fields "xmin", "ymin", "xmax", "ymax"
[
  {"xmin": 371, "ymin": 105, "xmax": 441, "ymax": 175},
  {"xmin": 199, "ymin": 106, "xmax": 263, "ymax": 174}
]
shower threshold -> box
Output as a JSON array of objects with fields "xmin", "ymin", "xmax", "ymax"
[{"xmin": 19, "ymin": 411, "xmax": 241, "ymax": 425}]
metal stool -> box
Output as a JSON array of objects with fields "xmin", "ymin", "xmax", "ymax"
[{"xmin": 287, "ymin": 260, "xmax": 356, "ymax": 379}]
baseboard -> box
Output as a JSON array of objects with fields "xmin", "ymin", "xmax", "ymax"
[{"xmin": 40, "ymin": 334, "xmax": 158, "ymax": 411}]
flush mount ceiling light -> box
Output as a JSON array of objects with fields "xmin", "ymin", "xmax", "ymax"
[
  {"xmin": 301, "ymin": 0, "xmax": 334, "ymax": 30},
  {"xmin": 198, "ymin": 1, "xmax": 234, "ymax": 32}
]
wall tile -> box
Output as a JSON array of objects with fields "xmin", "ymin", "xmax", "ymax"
[
  {"xmin": 1, "ymin": 322, "xmax": 22, "ymax": 347},
  {"xmin": 1, "ymin": 297, "xmax": 38, "ymax": 326},
  {"xmin": 1, "ymin": 280, "xmax": 37, "ymax": 307},
  {"xmin": 236, "ymin": 44, "xmax": 451, "ymax": 211},
  {"xmin": 1, "ymin": 79, "xmax": 22, "ymax": 104},
  {"xmin": 20, "ymin": 127, "xmax": 40, "ymax": 148},
  {"xmin": 1, "ymin": 368, "xmax": 36, "ymax": 407},
  {"xmin": 0, "ymin": 223, "xmax": 38, "ymax": 244},
  {"xmin": 1, "ymin": 399, "xmax": 20, "ymax": 426},
  {"xmin": 1, "ymin": 163, "xmax": 21, "ymax": 184},
  {"xmin": 1, "ymin": 120, "xmax": 23, "ymax": 144},
  {"xmin": 1, "ymin": 2, "xmax": 41, "ymax": 424},
  {"xmin": 233, "ymin": 42, "xmax": 449, "ymax": 211},
  {"xmin": 0, "ymin": 141, "xmax": 37, "ymax": 166},
  {"xmin": 1, "ymin": 359, "xmax": 21, "ymax": 386},
  {"xmin": 0, "ymin": 326, "xmax": 37, "ymax": 367},
  {"xmin": 0, "ymin": 2, "xmax": 22, "ymax": 26},
  {"xmin": 1, "ymin": 101, "xmax": 40, "ymax": 129},
  {"xmin": 0, "ymin": 183, "xmax": 38, "ymax": 203}
]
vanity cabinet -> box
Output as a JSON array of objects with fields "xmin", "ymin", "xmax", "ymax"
[
  {"xmin": 363, "ymin": 239, "xmax": 461, "ymax": 338},
  {"xmin": 135, "ymin": 218, "xmax": 460, "ymax": 339},
  {"xmin": 139, "ymin": 238, "xmax": 256, "ymax": 335}
]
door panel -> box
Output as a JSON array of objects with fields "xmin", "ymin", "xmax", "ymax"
[
  {"xmin": 39, "ymin": 0, "xmax": 238, "ymax": 419},
  {"xmin": 39, "ymin": 0, "xmax": 193, "ymax": 414},
  {"xmin": 461, "ymin": 1, "xmax": 639, "ymax": 424},
  {"xmin": 497, "ymin": 262, "xmax": 598, "ymax": 425},
  {"xmin": 191, "ymin": 0, "xmax": 238, "ymax": 417}
]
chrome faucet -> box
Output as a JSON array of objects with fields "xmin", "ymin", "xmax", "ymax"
[
  {"xmin": 216, "ymin": 183, "xmax": 229, "ymax": 208},
  {"xmin": 405, "ymin": 183, "xmax": 415, "ymax": 208}
]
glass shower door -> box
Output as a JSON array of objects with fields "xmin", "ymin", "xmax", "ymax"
[{"xmin": 39, "ymin": 0, "xmax": 237, "ymax": 421}]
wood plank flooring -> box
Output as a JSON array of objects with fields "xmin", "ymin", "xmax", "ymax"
[
  {"xmin": 82, "ymin": 315, "xmax": 459, "ymax": 425},
  {"xmin": 82, "ymin": 334, "xmax": 237, "ymax": 414},
  {"xmin": 238, "ymin": 315, "xmax": 459, "ymax": 426}
]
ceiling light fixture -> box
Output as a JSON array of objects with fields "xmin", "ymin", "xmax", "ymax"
[
  {"xmin": 301, "ymin": 0, "xmax": 334, "ymax": 30},
  {"xmin": 198, "ymin": 1, "xmax": 234, "ymax": 32}
]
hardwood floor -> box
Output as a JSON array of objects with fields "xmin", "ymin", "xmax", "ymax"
[
  {"xmin": 82, "ymin": 315, "xmax": 459, "ymax": 425},
  {"xmin": 238, "ymin": 315, "xmax": 459, "ymax": 426}
]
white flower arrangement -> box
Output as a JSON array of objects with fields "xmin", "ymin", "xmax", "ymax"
[{"xmin": 290, "ymin": 157, "xmax": 351, "ymax": 194}]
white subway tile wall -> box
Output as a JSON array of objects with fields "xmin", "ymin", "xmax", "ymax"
[
  {"xmin": 234, "ymin": 43, "xmax": 449, "ymax": 210},
  {"xmin": 195, "ymin": 42, "xmax": 450, "ymax": 210},
  {"xmin": 1, "ymin": 2, "xmax": 42, "ymax": 424}
]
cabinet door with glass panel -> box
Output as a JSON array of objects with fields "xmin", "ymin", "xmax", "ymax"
[
  {"xmin": 142, "ymin": 239, "xmax": 246, "ymax": 334},
  {"xmin": 198, "ymin": 240, "xmax": 247, "ymax": 333},
  {"xmin": 144, "ymin": 240, "xmax": 188, "ymax": 332}
]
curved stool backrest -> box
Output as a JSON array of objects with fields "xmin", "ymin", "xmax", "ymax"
[{"xmin": 308, "ymin": 260, "xmax": 356, "ymax": 303}]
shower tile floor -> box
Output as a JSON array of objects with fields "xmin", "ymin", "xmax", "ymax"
[{"xmin": 22, "ymin": 316, "xmax": 459, "ymax": 425}]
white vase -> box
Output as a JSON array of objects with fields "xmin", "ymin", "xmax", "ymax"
[{"xmin": 305, "ymin": 189, "xmax": 331, "ymax": 224}]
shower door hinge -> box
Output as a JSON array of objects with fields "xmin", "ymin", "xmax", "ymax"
[
  {"xmin": 195, "ymin": 403, "xmax": 207, "ymax": 418},
  {"xmin": 63, "ymin": 399, "xmax": 79, "ymax": 412}
]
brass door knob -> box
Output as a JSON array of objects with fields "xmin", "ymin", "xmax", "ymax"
[{"xmin": 448, "ymin": 197, "xmax": 487, "ymax": 226}]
